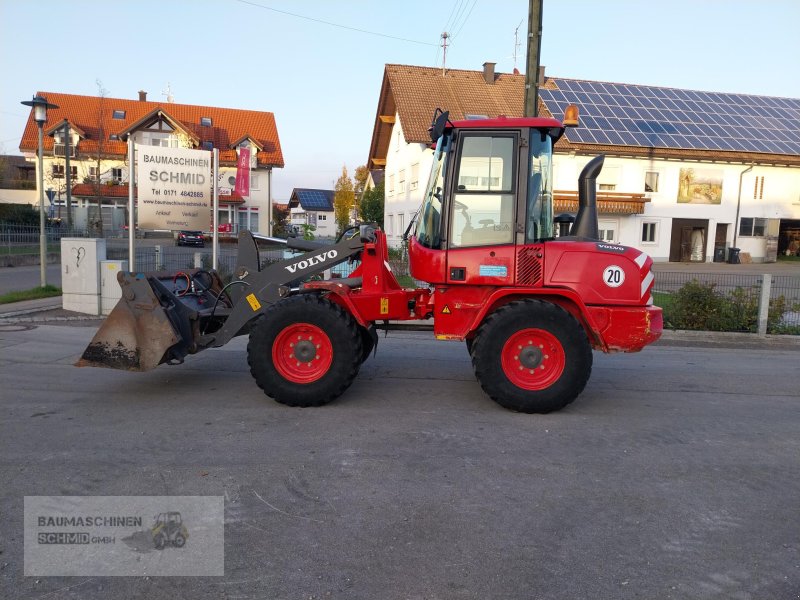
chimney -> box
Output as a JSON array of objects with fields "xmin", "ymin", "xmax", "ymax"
[
  {"xmin": 138, "ymin": 90, "xmax": 147, "ymax": 102},
  {"xmin": 482, "ymin": 62, "xmax": 496, "ymax": 85},
  {"xmin": 538, "ymin": 66, "xmax": 546, "ymax": 86}
]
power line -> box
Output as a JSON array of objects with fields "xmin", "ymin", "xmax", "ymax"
[
  {"xmin": 233, "ymin": 0, "xmax": 437, "ymax": 46},
  {"xmin": 443, "ymin": 0, "xmax": 466, "ymax": 32},
  {"xmin": 451, "ymin": 0, "xmax": 478, "ymax": 38}
]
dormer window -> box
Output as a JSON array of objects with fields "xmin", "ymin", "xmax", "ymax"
[
  {"xmin": 201, "ymin": 140, "xmax": 213, "ymax": 150},
  {"xmin": 109, "ymin": 134, "xmax": 119, "ymax": 140},
  {"xmin": 112, "ymin": 110, "xmax": 126, "ymax": 119},
  {"xmin": 200, "ymin": 117, "xmax": 212, "ymax": 127}
]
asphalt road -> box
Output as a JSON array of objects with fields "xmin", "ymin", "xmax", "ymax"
[{"xmin": 0, "ymin": 324, "xmax": 798, "ymax": 599}]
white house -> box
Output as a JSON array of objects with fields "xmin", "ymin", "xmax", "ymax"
[
  {"xmin": 288, "ymin": 188, "xmax": 336, "ymax": 239},
  {"xmin": 18, "ymin": 90, "xmax": 284, "ymax": 234},
  {"xmin": 367, "ymin": 63, "xmax": 800, "ymax": 262}
]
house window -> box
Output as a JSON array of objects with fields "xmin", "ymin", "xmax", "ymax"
[
  {"xmin": 200, "ymin": 117, "xmax": 212, "ymax": 127},
  {"xmin": 112, "ymin": 110, "xmax": 126, "ymax": 119},
  {"xmin": 410, "ymin": 163, "xmax": 419, "ymax": 191},
  {"xmin": 739, "ymin": 217, "xmax": 767, "ymax": 237},
  {"xmin": 89, "ymin": 166, "xmax": 99, "ymax": 180},
  {"xmin": 597, "ymin": 165, "xmax": 619, "ymax": 192},
  {"xmin": 250, "ymin": 174, "xmax": 259, "ymax": 190},
  {"xmin": 599, "ymin": 220, "xmax": 619, "ymax": 244},
  {"xmin": 641, "ymin": 221, "xmax": 658, "ymax": 243},
  {"xmin": 388, "ymin": 174, "xmax": 395, "ymax": 195},
  {"xmin": 397, "ymin": 213, "xmax": 405, "ymax": 236},
  {"xmin": 318, "ymin": 214, "xmax": 326, "ymax": 221},
  {"xmin": 398, "ymin": 169, "xmax": 406, "ymax": 194},
  {"xmin": 144, "ymin": 132, "xmax": 178, "ymax": 148},
  {"xmin": 109, "ymin": 134, "xmax": 119, "ymax": 141},
  {"xmin": 52, "ymin": 165, "xmax": 64, "ymax": 179},
  {"xmin": 388, "ymin": 214, "xmax": 394, "ymax": 234},
  {"xmin": 645, "ymin": 171, "xmax": 659, "ymax": 193},
  {"xmin": 111, "ymin": 168, "xmax": 123, "ymax": 183}
]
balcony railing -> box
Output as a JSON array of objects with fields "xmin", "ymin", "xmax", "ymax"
[{"xmin": 553, "ymin": 190, "xmax": 650, "ymax": 215}]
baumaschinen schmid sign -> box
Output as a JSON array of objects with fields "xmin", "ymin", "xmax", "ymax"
[{"xmin": 137, "ymin": 146, "xmax": 211, "ymax": 231}]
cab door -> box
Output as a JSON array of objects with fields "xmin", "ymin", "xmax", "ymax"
[{"xmin": 445, "ymin": 131, "xmax": 520, "ymax": 286}]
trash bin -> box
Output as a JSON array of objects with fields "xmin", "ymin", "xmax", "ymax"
[
  {"xmin": 713, "ymin": 246, "xmax": 726, "ymax": 263},
  {"xmin": 727, "ymin": 247, "xmax": 740, "ymax": 264}
]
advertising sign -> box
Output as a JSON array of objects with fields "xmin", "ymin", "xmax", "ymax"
[
  {"xmin": 137, "ymin": 146, "xmax": 211, "ymax": 230},
  {"xmin": 235, "ymin": 147, "xmax": 250, "ymax": 198}
]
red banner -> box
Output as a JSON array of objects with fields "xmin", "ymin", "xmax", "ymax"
[{"xmin": 235, "ymin": 147, "xmax": 250, "ymax": 197}]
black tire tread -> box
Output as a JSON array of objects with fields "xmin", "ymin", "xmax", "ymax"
[
  {"xmin": 247, "ymin": 294, "xmax": 362, "ymax": 407},
  {"xmin": 471, "ymin": 299, "xmax": 592, "ymax": 413}
]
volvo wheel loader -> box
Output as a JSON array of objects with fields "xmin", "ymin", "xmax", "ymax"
[{"xmin": 78, "ymin": 110, "xmax": 662, "ymax": 413}]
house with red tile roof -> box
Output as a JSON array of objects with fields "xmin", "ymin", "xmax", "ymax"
[
  {"xmin": 18, "ymin": 90, "xmax": 283, "ymax": 235},
  {"xmin": 368, "ymin": 63, "xmax": 800, "ymax": 262}
]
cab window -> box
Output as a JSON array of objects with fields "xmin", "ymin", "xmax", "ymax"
[{"xmin": 450, "ymin": 135, "xmax": 516, "ymax": 248}]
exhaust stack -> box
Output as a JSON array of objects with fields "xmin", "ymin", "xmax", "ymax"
[{"xmin": 570, "ymin": 154, "xmax": 605, "ymax": 240}]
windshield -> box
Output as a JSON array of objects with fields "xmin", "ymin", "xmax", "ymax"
[
  {"xmin": 526, "ymin": 131, "xmax": 554, "ymax": 242},
  {"xmin": 415, "ymin": 133, "xmax": 450, "ymax": 248}
]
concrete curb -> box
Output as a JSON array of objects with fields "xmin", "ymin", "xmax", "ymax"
[{"xmin": 0, "ymin": 298, "xmax": 63, "ymax": 318}]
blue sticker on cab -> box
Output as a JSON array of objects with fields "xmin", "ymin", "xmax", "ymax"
[{"xmin": 479, "ymin": 265, "xmax": 508, "ymax": 277}]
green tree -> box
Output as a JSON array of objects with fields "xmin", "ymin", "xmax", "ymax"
[
  {"xmin": 333, "ymin": 165, "xmax": 355, "ymax": 235},
  {"xmin": 353, "ymin": 165, "xmax": 369, "ymax": 196},
  {"xmin": 271, "ymin": 203, "xmax": 289, "ymax": 237},
  {"xmin": 360, "ymin": 180, "xmax": 384, "ymax": 228}
]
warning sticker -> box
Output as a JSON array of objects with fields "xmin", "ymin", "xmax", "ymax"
[
  {"xmin": 380, "ymin": 297, "xmax": 389, "ymax": 315},
  {"xmin": 442, "ymin": 305, "xmax": 451, "ymax": 314},
  {"xmin": 246, "ymin": 293, "xmax": 262, "ymax": 311}
]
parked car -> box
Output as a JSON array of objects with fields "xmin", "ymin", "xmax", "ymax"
[{"xmin": 176, "ymin": 230, "xmax": 205, "ymax": 247}]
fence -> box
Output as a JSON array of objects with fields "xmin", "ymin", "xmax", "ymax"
[
  {"xmin": 3, "ymin": 228, "xmax": 798, "ymax": 335},
  {"xmin": 653, "ymin": 271, "xmax": 800, "ymax": 334},
  {"xmin": 0, "ymin": 224, "xmax": 90, "ymax": 254}
]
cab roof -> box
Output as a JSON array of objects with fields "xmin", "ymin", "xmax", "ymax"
[{"xmin": 448, "ymin": 116, "xmax": 563, "ymax": 131}]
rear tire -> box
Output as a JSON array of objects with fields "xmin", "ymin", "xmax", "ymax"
[
  {"xmin": 247, "ymin": 294, "xmax": 362, "ymax": 407},
  {"xmin": 471, "ymin": 299, "xmax": 592, "ymax": 413}
]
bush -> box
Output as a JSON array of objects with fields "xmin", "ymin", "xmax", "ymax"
[
  {"xmin": 0, "ymin": 204, "xmax": 39, "ymax": 225},
  {"xmin": 661, "ymin": 280, "xmax": 795, "ymax": 333}
]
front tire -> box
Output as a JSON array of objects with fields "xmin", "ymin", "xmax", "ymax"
[
  {"xmin": 247, "ymin": 294, "xmax": 362, "ymax": 407},
  {"xmin": 471, "ymin": 300, "xmax": 592, "ymax": 413}
]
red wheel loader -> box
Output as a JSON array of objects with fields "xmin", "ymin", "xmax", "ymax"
[{"xmin": 78, "ymin": 109, "xmax": 662, "ymax": 413}]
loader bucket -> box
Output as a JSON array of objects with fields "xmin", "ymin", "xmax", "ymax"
[{"xmin": 77, "ymin": 272, "xmax": 192, "ymax": 371}]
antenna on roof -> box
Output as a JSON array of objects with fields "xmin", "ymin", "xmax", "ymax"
[
  {"xmin": 161, "ymin": 83, "xmax": 174, "ymax": 103},
  {"xmin": 440, "ymin": 32, "xmax": 449, "ymax": 76},
  {"xmin": 513, "ymin": 20, "xmax": 523, "ymax": 71}
]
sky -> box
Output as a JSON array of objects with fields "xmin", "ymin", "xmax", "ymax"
[{"xmin": 1, "ymin": 0, "xmax": 799, "ymax": 201}]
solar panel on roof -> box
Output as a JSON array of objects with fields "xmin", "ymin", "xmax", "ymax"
[
  {"xmin": 540, "ymin": 79, "xmax": 800, "ymax": 156},
  {"xmin": 296, "ymin": 189, "xmax": 333, "ymax": 211}
]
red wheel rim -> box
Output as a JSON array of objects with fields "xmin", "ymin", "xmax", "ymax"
[
  {"xmin": 501, "ymin": 328, "xmax": 565, "ymax": 390},
  {"xmin": 272, "ymin": 323, "xmax": 333, "ymax": 384}
]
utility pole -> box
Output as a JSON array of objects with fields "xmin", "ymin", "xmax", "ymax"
[
  {"xmin": 523, "ymin": 0, "xmax": 543, "ymax": 117},
  {"xmin": 62, "ymin": 119, "xmax": 73, "ymax": 227},
  {"xmin": 441, "ymin": 32, "xmax": 450, "ymax": 76}
]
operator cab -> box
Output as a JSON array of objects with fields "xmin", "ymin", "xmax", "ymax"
[{"xmin": 410, "ymin": 110, "xmax": 564, "ymax": 284}]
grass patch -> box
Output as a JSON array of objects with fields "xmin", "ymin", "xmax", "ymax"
[{"xmin": 0, "ymin": 285, "xmax": 62, "ymax": 304}]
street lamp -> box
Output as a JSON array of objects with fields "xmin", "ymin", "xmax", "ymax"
[{"xmin": 21, "ymin": 94, "xmax": 58, "ymax": 288}]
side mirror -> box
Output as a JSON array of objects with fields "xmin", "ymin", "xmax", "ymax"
[{"xmin": 429, "ymin": 108, "xmax": 450, "ymax": 143}]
